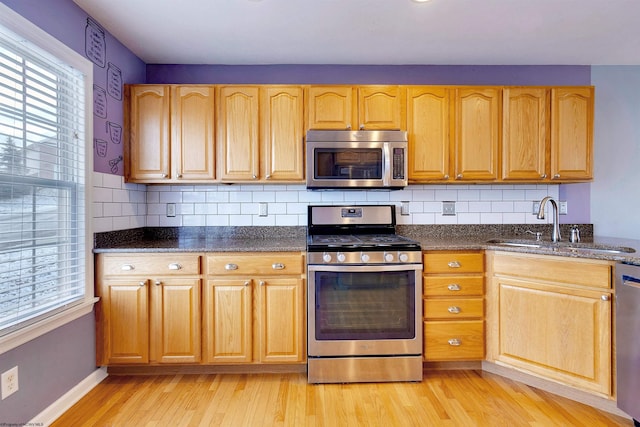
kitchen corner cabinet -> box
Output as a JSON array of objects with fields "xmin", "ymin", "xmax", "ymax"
[
  {"xmin": 124, "ymin": 85, "xmax": 216, "ymax": 183},
  {"xmin": 453, "ymin": 87, "xmax": 501, "ymax": 181},
  {"xmin": 422, "ymin": 251, "xmax": 485, "ymax": 361},
  {"xmin": 204, "ymin": 252, "xmax": 306, "ymax": 364},
  {"xmin": 486, "ymin": 251, "xmax": 613, "ymax": 396},
  {"xmin": 217, "ymin": 86, "xmax": 304, "ymax": 182},
  {"xmin": 95, "ymin": 253, "xmax": 203, "ymax": 365},
  {"xmin": 306, "ymin": 85, "xmax": 404, "ymax": 130},
  {"xmin": 551, "ymin": 87, "xmax": 594, "ymax": 181},
  {"xmin": 406, "ymin": 86, "xmax": 452, "ymax": 182}
]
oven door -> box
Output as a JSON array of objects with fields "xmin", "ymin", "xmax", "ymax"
[{"xmin": 308, "ymin": 263, "xmax": 422, "ymax": 357}]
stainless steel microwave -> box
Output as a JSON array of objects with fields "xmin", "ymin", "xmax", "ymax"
[{"xmin": 306, "ymin": 130, "xmax": 408, "ymax": 190}]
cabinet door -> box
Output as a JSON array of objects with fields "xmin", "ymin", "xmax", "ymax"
[
  {"xmin": 307, "ymin": 86, "xmax": 354, "ymax": 130},
  {"xmin": 502, "ymin": 88, "xmax": 549, "ymax": 181},
  {"xmin": 100, "ymin": 279, "xmax": 149, "ymax": 364},
  {"xmin": 217, "ymin": 86, "xmax": 260, "ymax": 181},
  {"xmin": 150, "ymin": 278, "xmax": 201, "ymax": 364},
  {"xmin": 172, "ymin": 86, "xmax": 216, "ymax": 181},
  {"xmin": 257, "ymin": 278, "xmax": 305, "ymax": 363},
  {"xmin": 550, "ymin": 87, "xmax": 594, "ymax": 181},
  {"xmin": 204, "ymin": 279, "xmax": 253, "ymax": 363},
  {"xmin": 454, "ymin": 87, "xmax": 501, "ymax": 181},
  {"xmin": 261, "ymin": 86, "xmax": 305, "ymax": 181},
  {"xmin": 496, "ymin": 279, "xmax": 611, "ymax": 395},
  {"xmin": 125, "ymin": 85, "xmax": 170, "ymax": 182},
  {"xmin": 406, "ymin": 87, "xmax": 452, "ymax": 181},
  {"xmin": 357, "ymin": 86, "xmax": 404, "ymax": 130}
]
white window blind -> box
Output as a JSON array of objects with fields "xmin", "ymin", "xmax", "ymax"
[{"xmin": 0, "ymin": 20, "xmax": 89, "ymax": 336}]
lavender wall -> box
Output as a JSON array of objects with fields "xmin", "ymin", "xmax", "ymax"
[{"xmin": 0, "ymin": 0, "xmax": 145, "ymax": 423}]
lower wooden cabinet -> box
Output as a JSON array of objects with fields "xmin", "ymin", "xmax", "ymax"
[
  {"xmin": 204, "ymin": 253, "xmax": 306, "ymax": 364},
  {"xmin": 422, "ymin": 251, "xmax": 485, "ymax": 361},
  {"xmin": 486, "ymin": 251, "xmax": 614, "ymax": 396},
  {"xmin": 96, "ymin": 253, "xmax": 203, "ymax": 365}
]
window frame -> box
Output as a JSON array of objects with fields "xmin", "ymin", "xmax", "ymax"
[{"xmin": 0, "ymin": 3, "xmax": 95, "ymax": 355}]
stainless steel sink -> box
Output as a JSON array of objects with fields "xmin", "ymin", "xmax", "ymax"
[{"xmin": 485, "ymin": 239, "xmax": 636, "ymax": 254}]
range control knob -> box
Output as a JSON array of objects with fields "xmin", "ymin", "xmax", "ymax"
[
  {"xmin": 337, "ymin": 252, "xmax": 346, "ymax": 263},
  {"xmin": 322, "ymin": 252, "xmax": 332, "ymax": 263},
  {"xmin": 384, "ymin": 252, "xmax": 395, "ymax": 262},
  {"xmin": 361, "ymin": 253, "xmax": 370, "ymax": 263},
  {"xmin": 399, "ymin": 253, "xmax": 409, "ymax": 262}
]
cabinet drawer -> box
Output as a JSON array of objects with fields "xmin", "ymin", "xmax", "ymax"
[
  {"xmin": 424, "ymin": 320, "xmax": 484, "ymax": 361},
  {"xmin": 423, "ymin": 252, "xmax": 484, "ymax": 274},
  {"xmin": 423, "ymin": 276, "xmax": 484, "ymax": 296},
  {"xmin": 492, "ymin": 252, "xmax": 612, "ymax": 289},
  {"xmin": 101, "ymin": 254, "xmax": 202, "ymax": 276},
  {"xmin": 207, "ymin": 253, "xmax": 304, "ymax": 275},
  {"xmin": 424, "ymin": 298, "xmax": 484, "ymax": 320}
]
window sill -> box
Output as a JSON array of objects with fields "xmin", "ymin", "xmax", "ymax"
[{"xmin": 0, "ymin": 297, "xmax": 99, "ymax": 355}]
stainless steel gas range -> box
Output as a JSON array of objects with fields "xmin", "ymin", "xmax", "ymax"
[{"xmin": 306, "ymin": 205, "xmax": 423, "ymax": 383}]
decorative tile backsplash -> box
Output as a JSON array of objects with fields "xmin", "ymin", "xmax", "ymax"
[{"xmin": 93, "ymin": 172, "xmax": 560, "ymax": 232}]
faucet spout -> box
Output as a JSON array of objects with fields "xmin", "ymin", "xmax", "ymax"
[{"xmin": 537, "ymin": 196, "xmax": 561, "ymax": 242}]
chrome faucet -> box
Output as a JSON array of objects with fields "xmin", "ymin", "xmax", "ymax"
[{"xmin": 537, "ymin": 196, "xmax": 561, "ymax": 242}]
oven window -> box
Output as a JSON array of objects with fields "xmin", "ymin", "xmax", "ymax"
[
  {"xmin": 314, "ymin": 148, "xmax": 382, "ymax": 179},
  {"xmin": 314, "ymin": 270, "xmax": 415, "ymax": 340}
]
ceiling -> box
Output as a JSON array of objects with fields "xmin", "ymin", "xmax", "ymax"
[{"xmin": 72, "ymin": 0, "xmax": 640, "ymax": 66}]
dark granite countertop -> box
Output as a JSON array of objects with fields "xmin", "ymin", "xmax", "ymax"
[{"xmin": 93, "ymin": 225, "xmax": 640, "ymax": 266}]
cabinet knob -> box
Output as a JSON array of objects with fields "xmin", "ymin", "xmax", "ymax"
[
  {"xmin": 456, "ymin": 174, "xmax": 463, "ymax": 180},
  {"xmin": 121, "ymin": 264, "xmax": 135, "ymax": 271},
  {"xmin": 176, "ymin": 173, "xmax": 182, "ymax": 179},
  {"xmin": 359, "ymin": 124, "xmax": 365, "ymax": 130},
  {"xmin": 443, "ymin": 175, "xmax": 449, "ymax": 180},
  {"xmin": 266, "ymin": 174, "xmax": 271, "ymax": 180},
  {"xmin": 447, "ymin": 284, "xmax": 461, "ymax": 291},
  {"xmin": 541, "ymin": 173, "xmax": 547, "ymax": 179},
  {"xmin": 139, "ymin": 281, "xmax": 145, "ymax": 287},
  {"xmin": 225, "ymin": 263, "xmax": 238, "ymax": 270},
  {"xmin": 601, "ymin": 295, "xmax": 610, "ymax": 301},
  {"xmin": 447, "ymin": 261, "xmax": 461, "ymax": 268},
  {"xmin": 448, "ymin": 338, "xmax": 462, "ymax": 346},
  {"xmin": 244, "ymin": 281, "xmax": 250, "ymax": 286},
  {"xmin": 346, "ymin": 124, "xmax": 352, "ymax": 130},
  {"xmin": 259, "ymin": 280, "xmax": 266, "ymax": 286},
  {"xmin": 553, "ymin": 173, "xmax": 561, "ymax": 179},
  {"xmin": 272, "ymin": 263, "xmax": 285, "ymax": 270},
  {"xmin": 168, "ymin": 263, "xmax": 182, "ymax": 270},
  {"xmin": 162, "ymin": 173, "xmax": 168, "ymax": 178},
  {"xmin": 155, "ymin": 280, "xmax": 162, "ymax": 286},
  {"xmin": 447, "ymin": 306, "xmax": 461, "ymax": 314},
  {"xmin": 252, "ymin": 175, "xmax": 257, "ymax": 180}
]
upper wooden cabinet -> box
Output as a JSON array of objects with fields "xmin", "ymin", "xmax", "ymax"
[
  {"xmin": 406, "ymin": 86, "xmax": 452, "ymax": 182},
  {"xmin": 453, "ymin": 87, "xmax": 501, "ymax": 181},
  {"xmin": 125, "ymin": 85, "xmax": 215, "ymax": 183},
  {"xmin": 307, "ymin": 85, "xmax": 404, "ymax": 130},
  {"xmin": 551, "ymin": 87, "xmax": 594, "ymax": 181},
  {"xmin": 502, "ymin": 87, "xmax": 550, "ymax": 181},
  {"xmin": 217, "ymin": 85, "xmax": 304, "ymax": 182}
]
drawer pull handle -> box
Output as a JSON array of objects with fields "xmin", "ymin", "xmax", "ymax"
[
  {"xmin": 168, "ymin": 263, "xmax": 182, "ymax": 270},
  {"xmin": 447, "ymin": 284, "xmax": 461, "ymax": 291},
  {"xmin": 225, "ymin": 263, "xmax": 238, "ymax": 271},
  {"xmin": 448, "ymin": 306, "xmax": 461, "ymax": 314},
  {"xmin": 447, "ymin": 261, "xmax": 461, "ymax": 268},
  {"xmin": 448, "ymin": 338, "xmax": 462, "ymax": 346},
  {"xmin": 121, "ymin": 264, "xmax": 135, "ymax": 271},
  {"xmin": 272, "ymin": 263, "xmax": 285, "ymax": 270}
]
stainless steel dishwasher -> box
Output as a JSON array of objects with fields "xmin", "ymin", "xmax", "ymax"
[{"xmin": 616, "ymin": 262, "xmax": 640, "ymax": 426}]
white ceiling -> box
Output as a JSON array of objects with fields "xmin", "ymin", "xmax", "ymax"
[{"xmin": 72, "ymin": 0, "xmax": 640, "ymax": 65}]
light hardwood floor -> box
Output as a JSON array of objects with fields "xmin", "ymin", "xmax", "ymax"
[{"xmin": 51, "ymin": 370, "xmax": 631, "ymax": 426}]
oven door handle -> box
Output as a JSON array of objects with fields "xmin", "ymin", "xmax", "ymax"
[
  {"xmin": 308, "ymin": 264, "xmax": 422, "ymax": 273},
  {"xmin": 382, "ymin": 142, "xmax": 391, "ymax": 187}
]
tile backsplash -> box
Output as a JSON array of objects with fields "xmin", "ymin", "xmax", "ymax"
[{"xmin": 93, "ymin": 172, "xmax": 560, "ymax": 232}]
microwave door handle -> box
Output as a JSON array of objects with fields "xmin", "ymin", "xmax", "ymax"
[{"xmin": 382, "ymin": 142, "xmax": 391, "ymax": 186}]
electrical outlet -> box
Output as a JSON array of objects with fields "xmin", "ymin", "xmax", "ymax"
[
  {"xmin": 400, "ymin": 201, "xmax": 410, "ymax": 216},
  {"xmin": 442, "ymin": 201, "xmax": 456, "ymax": 216},
  {"xmin": 532, "ymin": 201, "xmax": 541, "ymax": 215},
  {"xmin": 258, "ymin": 202, "xmax": 268, "ymax": 217},
  {"xmin": 1, "ymin": 366, "xmax": 18, "ymax": 400},
  {"xmin": 166, "ymin": 203, "xmax": 176, "ymax": 217},
  {"xmin": 559, "ymin": 201, "xmax": 568, "ymax": 215}
]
